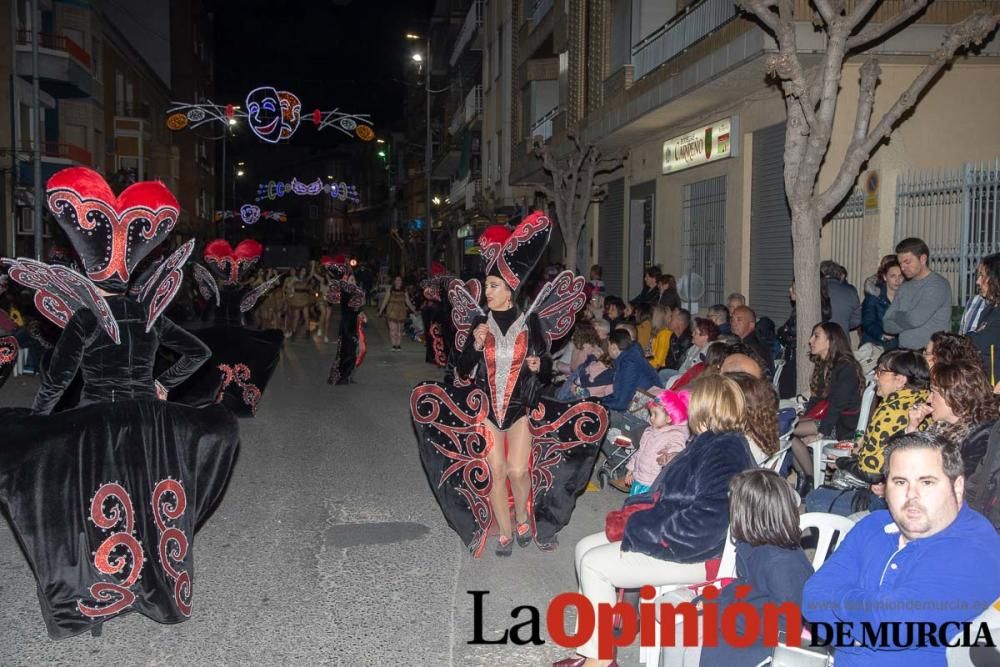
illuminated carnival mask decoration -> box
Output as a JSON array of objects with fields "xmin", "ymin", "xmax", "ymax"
[
  {"xmin": 245, "ymin": 87, "xmax": 284, "ymax": 143},
  {"xmin": 277, "ymin": 91, "xmax": 302, "ymax": 141}
]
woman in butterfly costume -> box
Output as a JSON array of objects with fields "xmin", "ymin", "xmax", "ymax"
[
  {"xmin": 324, "ymin": 255, "xmax": 367, "ymax": 385},
  {"xmin": 170, "ymin": 238, "xmax": 283, "ymax": 417},
  {"xmin": 0, "ymin": 167, "xmax": 239, "ymax": 639},
  {"xmin": 410, "ymin": 211, "xmax": 609, "ymax": 557}
]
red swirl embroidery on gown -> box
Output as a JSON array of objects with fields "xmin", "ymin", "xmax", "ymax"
[
  {"xmin": 152, "ymin": 479, "xmax": 192, "ymax": 617},
  {"xmin": 217, "ymin": 363, "xmax": 262, "ymax": 414},
  {"xmin": 430, "ymin": 323, "xmax": 447, "ymax": 367},
  {"xmin": 78, "ymin": 482, "xmax": 144, "ymax": 618},
  {"xmin": 411, "ymin": 385, "xmax": 494, "ymax": 557}
]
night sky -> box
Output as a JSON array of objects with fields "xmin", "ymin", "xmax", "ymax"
[{"xmin": 214, "ymin": 0, "xmax": 434, "ymax": 132}]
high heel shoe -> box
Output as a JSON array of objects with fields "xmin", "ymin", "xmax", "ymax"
[
  {"xmin": 495, "ymin": 534, "xmax": 513, "ymax": 557},
  {"xmin": 515, "ymin": 521, "xmax": 532, "ymax": 548}
]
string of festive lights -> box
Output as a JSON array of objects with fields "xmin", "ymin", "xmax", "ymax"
[
  {"xmin": 255, "ymin": 178, "xmax": 360, "ymax": 205},
  {"xmin": 213, "ymin": 205, "xmax": 288, "ymax": 225},
  {"xmin": 166, "ymin": 86, "xmax": 374, "ymax": 144}
]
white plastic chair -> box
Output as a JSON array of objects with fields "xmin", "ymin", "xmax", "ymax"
[
  {"xmin": 772, "ymin": 358, "xmax": 786, "ymax": 390},
  {"xmin": 806, "ymin": 382, "xmax": 876, "ymax": 490},
  {"xmin": 643, "ymin": 514, "xmax": 855, "ymax": 666}
]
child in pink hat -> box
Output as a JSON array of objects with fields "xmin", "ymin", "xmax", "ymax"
[{"xmin": 624, "ymin": 389, "xmax": 690, "ymax": 495}]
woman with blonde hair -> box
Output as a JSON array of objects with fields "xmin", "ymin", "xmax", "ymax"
[{"xmin": 556, "ymin": 374, "xmax": 756, "ymax": 667}]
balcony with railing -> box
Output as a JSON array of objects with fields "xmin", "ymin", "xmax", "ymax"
[
  {"xmin": 449, "ymin": 172, "xmax": 481, "ymax": 209},
  {"xmin": 450, "ymin": 0, "xmax": 484, "ymax": 67},
  {"xmin": 631, "ymin": 0, "xmax": 739, "ymax": 80},
  {"xmin": 15, "ymin": 31, "xmax": 94, "ymax": 98},
  {"xmin": 530, "ymin": 106, "xmax": 560, "ymax": 142}
]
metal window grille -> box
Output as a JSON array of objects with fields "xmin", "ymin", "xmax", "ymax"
[
  {"xmin": 682, "ymin": 175, "xmax": 727, "ymax": 307},
  {"xmin": 895, "ymin": 160, "xmax": 1000, "ymax": 305},
  {"xmin": 825, "ymin": 189, "xmax": 866, "ymax": 292}
]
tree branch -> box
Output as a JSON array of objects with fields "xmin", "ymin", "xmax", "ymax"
[
  {"xmin": 737, "ymin": 0, "xmax": 780, "ymax": 34},
  {"xmin": 818, "ymin": 10, "xmax": 999, "ymax": 213},
  {"xmin": 847, "ymin": 0, "xmax": 931, "ymax": 51}
]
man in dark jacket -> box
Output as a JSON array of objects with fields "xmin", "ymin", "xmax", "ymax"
[
  {"xmin": 730, "ymin": 306, "xmax": 774, "ymax": 376},
  {"xmin": 664, "ymin": 308, "xmax": 692, "ymax": 370}
]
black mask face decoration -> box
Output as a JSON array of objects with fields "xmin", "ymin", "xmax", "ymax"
[{"xmin": 246, "ymin": 86, "xmax": 283, "ymax": 143}]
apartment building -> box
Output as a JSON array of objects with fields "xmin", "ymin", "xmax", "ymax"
[{"xmin": 503, "ymin": 0, "xmax": 1000, "ymax": 320}]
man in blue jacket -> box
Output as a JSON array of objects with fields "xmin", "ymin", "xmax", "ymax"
[
  {"xmin": 601, "ymin": 329, "xmax": 662, "ymax": 412},
  {"xmin": 803, "ymin": 431, "xmax": 1000, "ymax": 666}
]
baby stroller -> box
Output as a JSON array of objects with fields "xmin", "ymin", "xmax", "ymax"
[{"xmin": 596, "ymin": 388, "xmax": 658, "ymax": 489}]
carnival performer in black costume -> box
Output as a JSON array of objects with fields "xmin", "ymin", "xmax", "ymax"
[
  {"xmin": 421, "ymin": 263, "xmax": 455, "ymax": 368},
  {"xmin": 170, "ymin": 238, "xmax": 283, "ymax": 417},
  {"xmin": 324, "ymin": 254, "xmax": 367, "ymax": 385},
  {"xmin": 0, "ymin": 167, "xmax": 239, "ymax": 639},
  {"xmin": 0, "ymin": 334, "xmax": 16, "ymax": 389},
  {"xmin": 410, "ymin": 211, "xmax": 609, "ymax": 558}
]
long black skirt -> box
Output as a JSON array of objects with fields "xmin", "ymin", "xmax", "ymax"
[
  {"xmin": 169, "ymin": 326, "xmax": 283, "ymax": 417},
  {"xmin": 0, "ymin": 400, "xmax": 239, "ymax": 639}
]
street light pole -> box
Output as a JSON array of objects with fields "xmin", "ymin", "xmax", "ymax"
[
  {"xmin": 30, "ymin": 0, "xmax": 42, "ymax": 259},
  {"xmin": 424, "ymin": 36, "xmax": 432, "ymax": 273}
]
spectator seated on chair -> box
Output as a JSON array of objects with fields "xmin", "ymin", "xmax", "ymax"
[
  {"xmin": 557, "ymin": 375, "xmax": 755, "ymax": 667},
  {"xmin": 803, "ymin": 432, "xmax": 1000, "ymax": 667},
  {"xmin": 725, "ymin": 372, "xmax": 781, "ymax": 465},
  {"xmin": 697, "ymin": 470, "xmax": 815, "ymax": 667},
  {"xmin": 911, "ymin": 360, "xmax": 998, "ymax": 479},
  {"xmin": 806, "ymin": 349, "xmax": 929, "ymax": 516},
  {"xmin": 622, "ymin": 389, "xmax": 690, "ymax": 495},
  {"xmin": 788, "ymin": 322, "xmax": 865, "ymax": 491},
  {"xmin": 730, "ymin": 305, "xmax": 774, "ymax": 376},
  {"xmin": 600, "ymin": 329, "xmax": 662, "ymax": 413}
]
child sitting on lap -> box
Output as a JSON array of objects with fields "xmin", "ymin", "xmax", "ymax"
[{"xmin": 624, "ymin": 389, "xmax": 690, "ymax": 495}]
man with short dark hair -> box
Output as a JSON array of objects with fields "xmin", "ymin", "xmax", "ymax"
[
  {"xmin": 727, "ymin": 292, "xmax": 747, "ymax": 316},
  {"xmin": 601, "ymin": 328, "xmax": 662, "ymax": 411},
  {"xmin": 821, "ymin": 260, "xmax": 862, "ymax": 334},
  {"xmin": 803, "ymin": 432, "xmax": 1000, "ymax": 666},
  {"xmin": 664, "ymin": 307, "xmax": 692, "ymax": 370},
  {"xmin": 883, "ymin": 237, "xmax": 952, "ymax": 350},
  {"xmin": 730, "ymin": 305, "xmax": 773, "ymax": 375}
]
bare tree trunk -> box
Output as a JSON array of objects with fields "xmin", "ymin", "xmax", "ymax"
[{"xmin": 791, "ymin": 206, "xmax": 821, "ymax": 393}]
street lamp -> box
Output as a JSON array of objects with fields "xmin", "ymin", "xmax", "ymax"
[{"xmin": 407, "ymin": 31, "xmax": 433, "ymax": 273}]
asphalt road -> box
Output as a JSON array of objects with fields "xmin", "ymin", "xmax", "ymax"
[{"xmin": 0, "ymin": 315, "xmax": 625, "ymax": 666}]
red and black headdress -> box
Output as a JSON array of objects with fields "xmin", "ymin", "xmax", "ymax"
[
  {"xmin": 45, "ymin": 167, "xmax": 179, "ymax": 293},
  {"xmin": 204, "ymin": 239, "xmax": 264, "ymax": 285},
  {"xmin": 478, "ymin": 210, "xmax": 551, "ymax": 293},
  {"xmin": 321, "ymin": 254, "xmax": 352, "ymax": 281}
]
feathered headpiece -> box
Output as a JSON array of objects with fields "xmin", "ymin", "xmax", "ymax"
[
  {"xmin": 45, "ymin": 167, "xmax": 179, "ymax": 292},
  {"xmin": 204, "ymin": 239, "xmax": 264, "ymax": 285},
  {"xmin": 477, "ymin": 210, "xmax": 551, "ymax": 293}
]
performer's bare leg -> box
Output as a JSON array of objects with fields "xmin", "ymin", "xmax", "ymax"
[
  {"xmin": 483, "ymin": 421, "xmax": 512, "ymax": 538},
  {"xmin": 506, "ymin": 416, "xmax": 532, "ymax": 526}
]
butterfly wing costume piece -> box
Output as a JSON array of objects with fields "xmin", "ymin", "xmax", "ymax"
[
  {"xmin": 0, "ymin": 167, "xmax": 240, "ymax": 639},
  {"xmin": 410, "ymin": 212, "xmax": 608, "ymax": 556}
]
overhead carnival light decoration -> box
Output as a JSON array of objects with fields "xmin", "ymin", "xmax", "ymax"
[
  {"xmin": 166, "ymin": 86, "xmax": 375, "ymax": 144},
  {"xmin": 213, "ymin": 205, "xmax": 288, "ymax": 225},
  {"xmin": 255, "ymin": 178, "xmax": 360, "ymax": 205}
]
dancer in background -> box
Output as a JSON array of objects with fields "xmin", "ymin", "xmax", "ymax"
[
  {"xmin": 172, "ymin": 239, "xmax": 283, "ymax": 417},
  {"xmin": 379, "ymin": 275, "xmax": 415, "ymax": 352},
  {"xmin": 0, "ymin": 167, "xmax": 239, "ymax": 638},
  {"xmin": 325, "ymin": 255, "xmax": 368, "ymax": 385}
]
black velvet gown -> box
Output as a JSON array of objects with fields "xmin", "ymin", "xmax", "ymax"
[
  {"xmin": 0, "ymin": 295, "xmax": 240, "ymax": 639},
  {"xmin": 169, "ymin": 284, "xmax": 284, "ymax": 417},
  {"xmin": 327, "ymin": 280, "xmax": 365, "ymax": 384},
  {"xmin": 410, "ymin": 306, "xmax": 608, "ymax": 557}
]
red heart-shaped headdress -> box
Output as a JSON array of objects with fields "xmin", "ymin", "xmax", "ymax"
[
  {"xmin": 45, "ymin": 167, "xmax": 179, "ymax": 292},
  {"xmin": 204, "ymin": 239, "xmax": 264, "ymax": 285}
]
